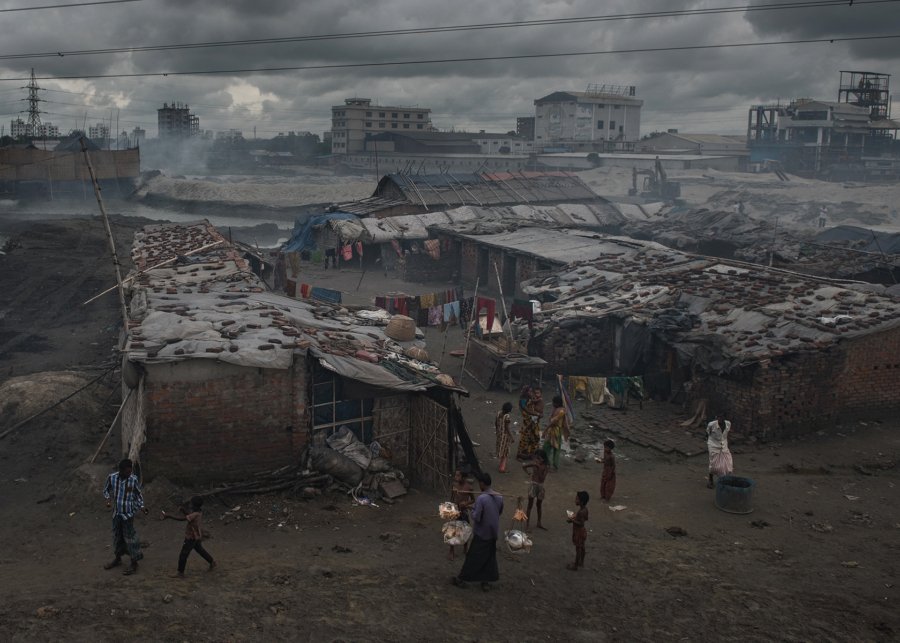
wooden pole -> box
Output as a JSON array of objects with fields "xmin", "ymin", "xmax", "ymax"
[
  {"xmin": 89, "ymin": 387, "xmax": 133, "ymax": 464},
  {"xmin": 80, "ymin": 137, "xmax": 129, "ymax": 336},
  {"xmin": 81, "ymin": 239, "xmax": 224, "ymax": 306},
  {"xmin": 492, "ymin": 261, "xmax": 515, "ymax": 350},
  {"xmin": 459, "ymin": 277, "xmax": 479, "ymax": 383}
]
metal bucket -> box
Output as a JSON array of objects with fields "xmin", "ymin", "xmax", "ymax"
[{"xmin": 715, "ymin": 475, "xmax": 755, "ymax": 514}]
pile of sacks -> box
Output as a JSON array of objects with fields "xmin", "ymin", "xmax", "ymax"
[{"xmin": 305, "ymin": 426, "xmax": 409, "ymax": 500}]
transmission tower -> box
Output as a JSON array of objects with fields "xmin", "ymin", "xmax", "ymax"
[{"xmin": 26, "ymin": 68, "xmax": 42, "ymax": 135}]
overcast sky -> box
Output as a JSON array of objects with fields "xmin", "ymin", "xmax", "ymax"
[{"xmin": 0, "ymin": 0, "xmax": 898, "ymax": 139}]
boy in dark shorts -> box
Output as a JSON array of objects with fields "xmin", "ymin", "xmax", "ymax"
[
  {"xmin": 522, "ymin": 450, "xmax": 549, "ymax": 531},
  {"xmin": 161, "ymin": 496, "xmax": 216, "ymax": 577}
]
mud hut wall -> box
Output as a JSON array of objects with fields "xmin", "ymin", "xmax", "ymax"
[
  {"xmin": 141, "ymin": 358, "xmax": 308, "ymax": 482},
  {"xmin": 371, "ymin": 394, "xmax": 411, "ymax": 471}
]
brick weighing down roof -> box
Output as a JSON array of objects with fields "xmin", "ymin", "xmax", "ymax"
[
  {"xmin": 124, "ymin": 221, "xmax": 460, "ymax": 392},
  {"xmin": 519, "ymin": 232, "xmax": 900, "ymax": 371}
]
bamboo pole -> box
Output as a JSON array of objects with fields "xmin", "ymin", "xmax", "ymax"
[
  {"xmin": 81, "ymin": 239, "xmax": 224, "ymax": 305},
  {"xmin": 492, "ymin": 261, "xmax": 515, "ymax": 350},
  {"xmin": 459, "ymin": 277, "xmax": 480, "ymax": 383},
  {"xmin": 80, "ymin": 137, "xmax": 128, "ymax": 335},
  {"xmin": 89, "ymin": 387, "xmax": 133, "ymax": 464}
]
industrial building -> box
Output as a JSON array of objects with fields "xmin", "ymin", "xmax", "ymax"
[
  {"xmin": 331, "ymin": 98, "xmax": 432, "ymax": 154},
  {"xmin": 533, "ymin": 84, "xmax": 643, "ymax": 152},
  {"xmin": 638, "ymin": 132, "xmax": 748, "ymax": 156},
  {"xmin": 157, "ymin": 102, "xmax": 200, "ymax": 139},
  {"xmin": 747, "ymin": 71, "xmax": 900, "ymax": 177}
]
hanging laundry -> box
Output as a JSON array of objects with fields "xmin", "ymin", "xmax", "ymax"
[
  {"xmin": 391, "ymin": 239, "xmax": 403, "ymax": 257},
  {"xmin": 310, "ymin": 286, "xmax": 342, "ymax": 304},
  {"xmin": 510, "ymin": 298, "xmax": 534, "ymax": 321},
  {"xmin": 342, "ymin": 244, "xmax": 353, "ymax": 261},
  {"xmin": 424, "ymin": 239, "xmax": 440, "ymax": 260},
  {"xmin": 428, "ymin": 306, "xmax": 443, "ymax": 326},
  {"xmin": 355, "ymin": 241, "xmax": 363, "ymax": 257},
  {"xmin": 476, "ymin": 297, "xmax": 496, "ymax": 328},
  {"xmin": 300, "ymin": 283, "xmax": 311, "ymax": 298},
  {"xmin": 375, "ymin": 296, "xmax": 386, "ymax": 310},
  {"xmin": 420, "ymin": 292, "xmax": 435, "ymax": 308},
  {"xmin": 459, "ymin": 297, "xmax": 474, "ymax": 328},
  {"xmin": 443, "ymin": 301, "xmax": 460, "ymax": 323}
]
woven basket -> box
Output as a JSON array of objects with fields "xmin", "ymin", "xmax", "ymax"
[{"xmin": 385, "ymin": 315, "xmax": 416, "ymax": 341}]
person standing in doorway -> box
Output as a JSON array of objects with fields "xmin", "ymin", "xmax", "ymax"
[
  {"xmin": 102, "ymin": 458, "xmax": 148, "ymax": 575},
  {"xmin": 453, "ymin": 472, "xmax": 503, "ymax": 591},
  {"xmin": 706, "ymin": 415, "xmax": 734, "ymax": 488},
  {"xmin": 543, "ymin": 395, "xmax": 569, "ymax": 471},
  {"xmin": 495, "ymin": 402, "xmax": 514, "ymax": 473}
]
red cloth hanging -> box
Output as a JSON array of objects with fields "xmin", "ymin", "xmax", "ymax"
[
  {"xmin": 342, "ymin": 244, "xmax": 353, "ymax": 261},
  {"xmin": 476, "ymin": 297, "xmax": 496, "ymax": 329}
]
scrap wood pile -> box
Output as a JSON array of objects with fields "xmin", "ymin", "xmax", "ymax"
[{"xmin": 199, "ymin": 464, "xmax": 334, "ymax": 500}]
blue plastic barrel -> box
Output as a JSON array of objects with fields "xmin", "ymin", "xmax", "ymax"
[{"xmin": 715, "ymin": 475, "xmax": 755, "ymax": 514}]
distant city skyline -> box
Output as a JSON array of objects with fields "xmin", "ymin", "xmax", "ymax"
[{"xmin": 0, "ymin": 0, "xmax": 898, "ymax": 138}]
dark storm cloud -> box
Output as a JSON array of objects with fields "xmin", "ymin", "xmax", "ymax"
[{"xmin": 0, "ymin": 0, "xmax": 895, "ymax": 136}]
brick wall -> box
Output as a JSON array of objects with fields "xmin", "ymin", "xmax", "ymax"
[
  {"xmin": 692, "ymin": 325, "xmax": 900, "ymax": 439},
  {"xmin": 530, "ymin": 317, "xmax": 618, "ymax": 375},
  {"xmin": 141, "ymin": 357, "xmax": 308, "ymax": 482}
]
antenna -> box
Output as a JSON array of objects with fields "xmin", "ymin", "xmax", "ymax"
[{"xmin": 26, "ymin": 68, "xmax": 42, "ymax": 136}]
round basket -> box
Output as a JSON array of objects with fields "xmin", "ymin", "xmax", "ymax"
[
  {"xmin": 385, "ymin": 315, "xmax": 416, "ymax": 342},
  {"xmin": 404, "ymin": 345, "xmax": 430, "ymax": 361},
  {"xmin": 714, "ymin": 475, "xmax": 756, "ymax": 514}
]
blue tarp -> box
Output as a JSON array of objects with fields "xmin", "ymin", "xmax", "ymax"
[{"xmin": 282, "ymin": 212, "xmax": 359, "ymax": 253}]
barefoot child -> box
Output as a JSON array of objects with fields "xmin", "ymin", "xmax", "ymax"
[
  {"xmin": 566, "ymin": 491, "xmax": 589, "ymax": 571},
  {"xmin": 522, "ymin": 450, "xmax": 549, "ymax": 531},
  {"xmin": 161, "ymin": 496, "xmax": 215, "ymax": 577},
  {"xmin": 447, "ymin": 470, "xmax": 473, "ymax": 560},
  {"xmin": 600, "ymin": 439, "xmax": 616, "ymax": 502}
]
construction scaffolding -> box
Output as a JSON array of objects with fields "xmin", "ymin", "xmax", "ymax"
[{"xmin": 838, "ymin": 71, "xmax": 891, "ymax": 120}]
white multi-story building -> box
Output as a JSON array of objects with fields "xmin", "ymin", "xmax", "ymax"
[
  {"xmin": 9, "ymin": 118, "xmax": 59, "ymax": 138},
  {"xmin": 534, "ymin": 85, "xmax": 643, "ymax": 151},
  {"xmin": 331, "ymin": 97, "xmax": 432, "ymax": 154},
  {"xmin": 88, "ymin": 123, "xmax": 110, "ymax": 141}
]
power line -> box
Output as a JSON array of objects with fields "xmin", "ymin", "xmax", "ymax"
[
  {"xmin": 0, "ymin": 0, "xmax": 142, "ymax": 12},
  {"xmin": 0, "ymin": 0, "xmax": 894, "ymax": 60},
  {"xmin": 4, "ymin": 33, "xmax": 900, "ymax": 83}
]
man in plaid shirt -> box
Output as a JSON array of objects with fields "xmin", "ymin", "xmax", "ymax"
[{"xmin": 102, "ymin": 458, "xmax": 148, "ymax": 575}]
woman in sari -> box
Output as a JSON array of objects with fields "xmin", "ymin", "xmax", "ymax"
[
  {"xmin": 516, "ymin": 387, "xmax": 543, "ymax": 460},
  {"xmin": 543, "ymin": 395, "xmax": 570, "ymax": 471}
]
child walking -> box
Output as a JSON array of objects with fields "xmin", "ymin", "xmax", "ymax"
[
  {"xmin": 566, "ymin": 491, "xmax": 589, "ymax": 571},
  {"xmin": 600, "ymin": 439, "xmax": 617, "ymax": 502},
  {"xmin": 161, "ymin": 496, "xmax": 216, "ymax": 577}
]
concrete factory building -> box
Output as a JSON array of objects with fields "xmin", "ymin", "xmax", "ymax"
[
  {"xmin": 534, "ymin": 84, "xmax": 643, "ymax": 152},
  {"xmin": 331, "ymin": 97, "xmax": 432, "ymax": 154}
]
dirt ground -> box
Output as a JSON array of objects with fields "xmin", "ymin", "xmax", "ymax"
[{"xmin": 1, "ymin": 216, "xmax": 898, "ymax": 642}]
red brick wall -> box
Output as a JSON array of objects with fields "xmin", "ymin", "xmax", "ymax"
[
  {"xmin": 692, "ymin": 325, "xmax": 900, "ymax": 438},
  {"xmin": 142, "ymin": 358, "xmax": 308, "ymax": 482}
]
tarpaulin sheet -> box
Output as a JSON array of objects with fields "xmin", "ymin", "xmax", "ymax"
[
  {"xmin": 283, "ymin": 212, "xmax": 359, "ymax": 253},
  {"xmin": 311, "ymin": 347, "xmax": 430, "ymax": 392}
]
